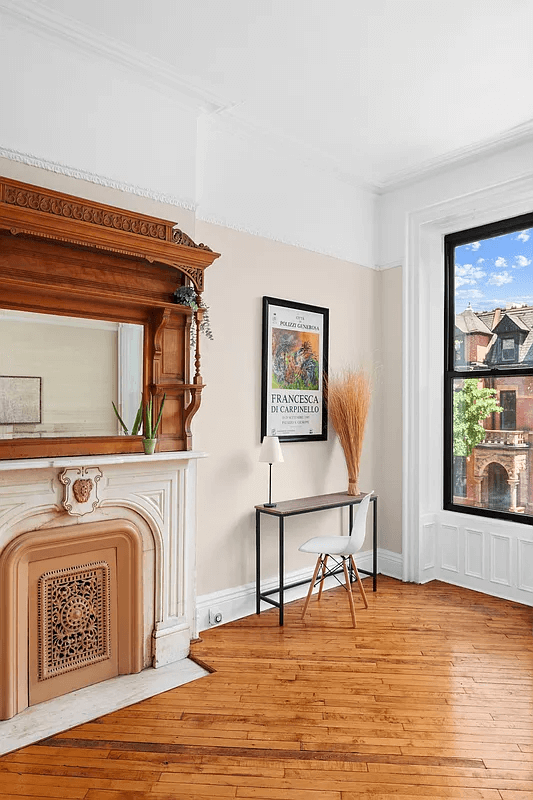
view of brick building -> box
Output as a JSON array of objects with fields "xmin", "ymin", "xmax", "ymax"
[{"xmin": 454, "ymin": 303, "xmax": 533, "ymax": 514}]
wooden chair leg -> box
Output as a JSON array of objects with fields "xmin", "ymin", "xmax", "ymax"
[
  {"xmin": 317, "ymin": 555, "xmax": 329, "ymax": 600},
  {"xmin": 350, "ymin": 556, "xmax": 368, "ymax": 608},
  {"xmin": 301, "ymin": 556, "xmax": 323, "ymax": 620},
  {"xmin": 342, "ymin": 557, "xmax": 357, "ymax": 628}
]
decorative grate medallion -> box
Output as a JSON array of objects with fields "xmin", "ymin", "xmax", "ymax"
[{"xmin": 37, "ymin": 561, "xmax": 111, "ymax": 681}]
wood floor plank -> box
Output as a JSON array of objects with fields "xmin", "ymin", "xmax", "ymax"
[{"xmin": 1, "ymin": 578, "xmax": 532, "ymax": 800}]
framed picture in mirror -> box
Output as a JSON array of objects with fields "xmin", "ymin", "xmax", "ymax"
[{"xmin": 0, "ymin": 376, "xmax": 41, "ymax": 425}]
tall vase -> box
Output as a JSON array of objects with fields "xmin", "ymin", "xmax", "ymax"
[{"xmin": 348, "ymin": 476, "xmax": 358, "ymax": 496}]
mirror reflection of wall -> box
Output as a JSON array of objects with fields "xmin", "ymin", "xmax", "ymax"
[{"xmin": 0, "ymin": 310, "xmax": 143, "ymax": 439}]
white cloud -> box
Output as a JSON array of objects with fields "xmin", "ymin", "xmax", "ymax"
[
  {"xmin": 488, "ymin": 270, "xmax": 513, "ymax": 286},
  {"xmin": 477, "ymin": 258, "xmax": 485, "ymax": 264},
  {"xmin": 513, "ymin": 255, "xmax": 531, "ymax": 268},
  {"xmin": 456, "ymin": 289, "xmax": 484, "ymax": 300},
  {"xmin": 495, "ymin": 256, "xmax": 507, "ymax": 268},
  {"xmin": 455, "ymin": 263, "xmax": 486, "ymax": 281},
  {"xmin": 470, "ymin": 241, "xmax": 481, "ymax": 251},
  {"xmin": 456, "ymin": 277, "xmax": 475, "ymax": 287},
  {"xmin": 517, "ymin": 230, "xmax": 530, "ymax": 242}
]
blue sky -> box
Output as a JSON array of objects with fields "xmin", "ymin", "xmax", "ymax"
[{"xmin": 455, "ymin": 227, "xmax": 533, "ymax": 313}]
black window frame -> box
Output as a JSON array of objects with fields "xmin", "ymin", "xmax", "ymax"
[{"xmin": 444, "ymin": 210, "xmax": 533, "ymax": 525}]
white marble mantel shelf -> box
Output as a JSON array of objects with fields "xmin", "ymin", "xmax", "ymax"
[{"xmin": 0, "ymin": 450, "xmax": 208, "ymax": 471}]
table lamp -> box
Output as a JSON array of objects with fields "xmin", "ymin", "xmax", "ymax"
[{"xmin": 259, "ymin": 435, "xmax": 284, "ymax": 507}]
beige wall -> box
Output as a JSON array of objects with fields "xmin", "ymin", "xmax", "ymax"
[
  {"xmin": 194, "ymin": 221, "xmax": 382, "ymax": 595},
  {"xmin": 376, "ymin": 266, "xmax": 402, "ymax": 554}
]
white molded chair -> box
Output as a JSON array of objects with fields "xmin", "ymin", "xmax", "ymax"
[{"xmin": 299, "ymin": 491, "xmax": 373, "ymax": 627}]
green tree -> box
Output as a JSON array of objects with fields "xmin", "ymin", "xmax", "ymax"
[{"xmin": 453, "ymin": 378, "xmax": 503, "ymax": 458}]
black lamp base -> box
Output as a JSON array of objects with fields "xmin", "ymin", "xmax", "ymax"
[{"xmin": 263, "ymin": 502, "xmax": 277, "ymax": 508}]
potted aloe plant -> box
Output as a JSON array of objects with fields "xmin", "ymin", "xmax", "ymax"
[
  {"xmin": 112, "ymin": 393, "xmax": 166, "ymax": 455},
  {"xmin": 142, "ymin": 394, "xmax": 166, "ymax": 454}
]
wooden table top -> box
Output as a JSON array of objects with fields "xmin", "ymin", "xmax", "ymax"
[{"xmin": 255, "ymin": 490, "xmax": 375, "ymax": 516}]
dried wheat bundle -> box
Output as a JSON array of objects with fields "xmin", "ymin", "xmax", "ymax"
[{"xmin": 327, "ymin": 368, "xmax": 372, "ymax": 496}]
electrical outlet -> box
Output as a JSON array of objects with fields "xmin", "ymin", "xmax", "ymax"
[{"xmin": 209, "ymin": 609, "xmax": 223, "ymax": 626}]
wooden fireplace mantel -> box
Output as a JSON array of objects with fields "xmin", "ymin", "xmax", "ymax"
[{"xmin": 0, "ymin": 177, "xmax": 220, "ymax": 459}]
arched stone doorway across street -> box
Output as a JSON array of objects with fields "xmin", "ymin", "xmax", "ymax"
[{"xmin": 486, "ymin": 462, "xmax": 510, "ymax": 511}]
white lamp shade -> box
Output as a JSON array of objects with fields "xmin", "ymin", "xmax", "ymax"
[{"xmin": 259, "ymin": 435, "xmax": 284, "ymax": 464}]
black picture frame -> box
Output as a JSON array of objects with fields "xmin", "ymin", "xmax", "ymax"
[{"xmin": 261, "ymin": 296, "xmax": 329, "ymax": 443}]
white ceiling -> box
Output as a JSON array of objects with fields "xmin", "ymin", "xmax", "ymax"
[{"xmin": 19, "ymin": 0, "xmax": 533, "ymax": 188}]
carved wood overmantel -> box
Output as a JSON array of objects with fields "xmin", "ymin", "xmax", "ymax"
[{"xmin": 0, "ymin": 177, "xmax": 220, "ymax": 459}]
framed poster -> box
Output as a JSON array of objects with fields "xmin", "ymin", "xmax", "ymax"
[
  {"xmin": 0, "ymin": 376, "xmax": 42, "ymax": 424},
  {"xmin": 261, "ymin": 297, "xmax": 329, "ymax": 442}
]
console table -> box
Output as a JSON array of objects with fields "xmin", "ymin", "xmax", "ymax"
[{"xmin": 255, "ymin": 491, "xmax": 378, "ymax": 626}]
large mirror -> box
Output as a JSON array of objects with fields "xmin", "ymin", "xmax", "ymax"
[{"xmin": 0, "ymin": 310, "xmax": 143, "ymax": 440}]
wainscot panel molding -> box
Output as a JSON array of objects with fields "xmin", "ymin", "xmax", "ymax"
[{"xmin": 433, "ymin": 513, "xmax": 533, "ymax": 606}]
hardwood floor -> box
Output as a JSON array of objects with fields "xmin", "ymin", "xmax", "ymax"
[{"xmin": 1, "ymin": 577, "xmax": 533, "ymax": 799}]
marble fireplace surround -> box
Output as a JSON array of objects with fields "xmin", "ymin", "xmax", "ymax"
[{"xmin": 0, "ymin": 451, "xmax": 208, "ymax": 753}]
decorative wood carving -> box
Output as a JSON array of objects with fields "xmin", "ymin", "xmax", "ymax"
[
  {"xmin": 0, "ymin": 179, "xmax": 218, "ymax": 292},
  {"xmin": 172, "ymin": 228, "xmax": 212, "ymax": 251},
  {"xmin": 4, "ymin": 184, "xmax": 168, "ymax": 241},
  {"xmin": 37, "ymin": 561, "xmax": 111, "ymax": 681},
  {"xmin": 0, "ymin": 177, "xmax": 220, "ymax": 459}
]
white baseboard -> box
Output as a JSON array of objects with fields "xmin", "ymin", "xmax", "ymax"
[
  {"xmin": 378, "ymin": 548, "xmax": 403, "ymax": 580},
  {"xmin": 196, "ymin": 548, "xmax": 403, "ymax": 631}
]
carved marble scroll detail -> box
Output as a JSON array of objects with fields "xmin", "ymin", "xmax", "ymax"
[{"xmin": 60, "ymin": 467, "xmax": 102, "ymax": 516}]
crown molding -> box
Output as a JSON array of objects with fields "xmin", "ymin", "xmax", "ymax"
[
  {"xmin": 0, "ymin": 0, "xmax": 376, "ymax": 194},
  {"xmin": 0, "ymin": 147, "xmax": 378, "ymax": 268},
  {"xmin": 4, "ymin": 1, "xmax": 533, "ymax": 198},
  {"xmin": 0, "ymin": 147, "xmax": 196, "ymax": 211},
  {"xmin": 0, "ymin": 0, "xmax": 235, "ymax": 114},
  {"xmin": 376, "ymin": 118, "xmax": 533, "ymax": 193}
]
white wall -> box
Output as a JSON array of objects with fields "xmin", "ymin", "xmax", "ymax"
[
  {"xmin": 378, "ymin": 139, "xmax": 533, "ymax": 269},
  {"xmin": 197, "ymin": 115, "xmax": 376, "ymax": 267},
  {"xmin": 0, "ymin": 9, "xmax": 377, "ymax": 267},
  {"xmin": 0, "ymin": 15, "xmax": 198, "ymax": 209}
]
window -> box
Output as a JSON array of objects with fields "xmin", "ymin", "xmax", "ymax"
[
  {"xmin": 500, "ymin": 390, "xmax": 516, "ymax": 430},
  {"xmin": 501, "ymin": 337, "xmax": 516, "ymax": 361},
  {"xmin": 444, "ymin": 212, "xmax": 533, "ymax": 522},
  {"xmin": 453, "ymin": 455, "xmax": 467, "ymax": 498}
]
